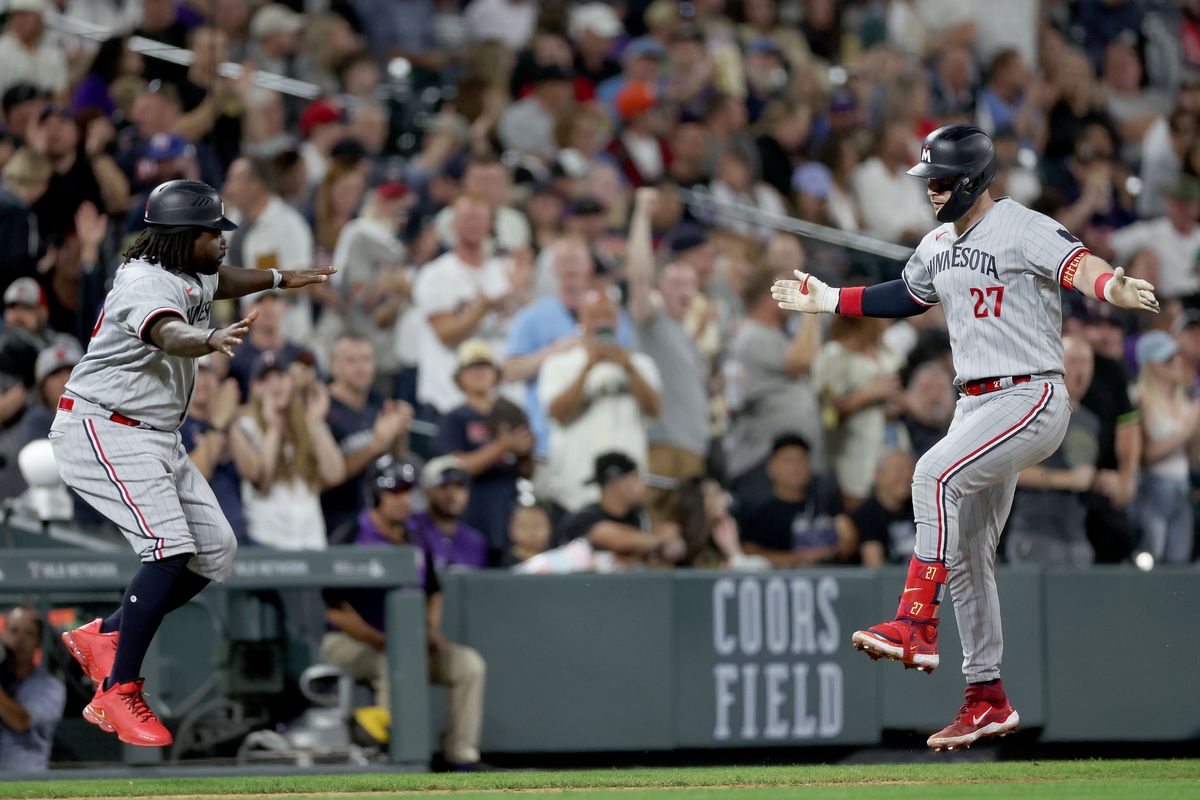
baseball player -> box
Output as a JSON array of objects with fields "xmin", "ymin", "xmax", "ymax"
[
  {"xmin": 53, "ymin": 180, "xmax": 333, "ymax": 747},
  {"xmin": 773, "ymin": 125, "xmax": 1158, "ymax": 751}
]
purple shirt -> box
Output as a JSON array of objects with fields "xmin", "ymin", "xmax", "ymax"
[{"xmin": 406, "ymin": 512, "xmax": 488, "ymax": 572}]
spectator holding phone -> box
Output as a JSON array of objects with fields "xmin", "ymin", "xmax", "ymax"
[{"xmin": 538, "ymin": 288, "xmax": 662, "ymax": 516}]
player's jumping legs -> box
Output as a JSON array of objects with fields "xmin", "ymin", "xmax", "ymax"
[{"xmin": 853, "ymin": 380, "xmax": 1068, "ymax": 673}]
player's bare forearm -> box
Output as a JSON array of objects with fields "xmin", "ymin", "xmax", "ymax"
[
  {"xmin": 214, "ymin": 265, "xmax": 335, "ymax": 300},
  {"xmin": 1074, "ymin": 255, "xmax": 1159, "ymax": 311},
  {"xmin": 150, "ymin": 317, "xmax": 218, "ymax": 358}
]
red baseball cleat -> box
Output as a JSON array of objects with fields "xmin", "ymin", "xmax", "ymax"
[
  {"xmin": 927, "ymin": 681, "xmax": 1020, "ymax": 751},
  {"xmin": 62, "ymin": 618, "xmax": 118, "ymax": 685},
  {"xmin": 83, "ymin": 679, "xmax": 173, "ymax": 747},
  {"xmin": 851, "ymin": 618, "xmax": 939, "ymax": 673}
]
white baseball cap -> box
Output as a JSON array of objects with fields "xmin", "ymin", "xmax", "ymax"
[
  {"xmin": 569, "ymin": 3, "xmax": 623, "ymax": 39},
  {"xmin": 250, "ymin": 3, "xmax": 303, "ymax": 40}
]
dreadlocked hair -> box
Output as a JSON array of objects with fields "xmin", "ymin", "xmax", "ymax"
[{"xmin": 122, "ymin": 227, "xmax": 200, "ymax": 273}]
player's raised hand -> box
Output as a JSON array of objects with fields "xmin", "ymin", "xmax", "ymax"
[
  {"xmin": 1105, "ymin": 267, "xmax": 1160, "ymax": 313},
  {"xmin": 772, "ymin": 270, "xmax": 839, "ymax": 314},
  {"xmin": 207, "ymin": 309, "xmax": 259, "ymax": 357},
  {"xmin": 279, "ymin": 267, "xmax": 337, "ymax": 289}
]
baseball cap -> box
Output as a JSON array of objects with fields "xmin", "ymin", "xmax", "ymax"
[
  {"xmin": 373, "ymin": 455, "xmax": 417, "ymax": 495},
  {"xmin": 422, "ymin": 455, "xmax": 470, "ymax": 489},
  {"xmin": 330, "ymin": 137, "xmax": 367, "ymax": 164},
  {"xmin": 569, "ymin": 3, "xmax": 624, "ymax": 39},
  {"xmin": 623, "ymin": 37, "xmax": 666, "ymax": 62},
  {"xmin": 1173, "ymin": 309, "xmax": 1200, "ymax": 334},
  {"xmin": 793, "ymin": 162, "xmax": 832, "ymax": 199},
  {"xmin": 34, "ymin": 338, "xmax": 81, "ymax": 386},
  {"xmin": 375, "ymin": 181, "xmax": 409, "ymax": 200},
  {"xmin": 249, "ymin": 349, "xmax": 289, "ymax": 381},
  {"xmin": 568, "ymin": 195, "xmax": 606, "ymax": 217},
  {"xmin": 2, "ymin": 84, "xmax": 43, "ymax": 114},
  {"xmin": 665, "ymin": 223, "xmax": 709, "ymax": 255},
  {"xmin": 1136, "ymin": 330, "xmax": 1179, "ymax": 367},
  {"xmin": 770, "ymin": 433, "xmax": 811, "ymax": 456},
  {"xmin": 299, "ymin": 99, "xmax": 344, "ymax": 138},
  {"xmin": 146, "ymin": 132, "xmax": 193, "ymax": 161},
  {"xmin": 586, "ymin": 451, "xmax": 638, "ymax": 487},
  {"xmin": 4, "ymin": 277, "xmax": 45, "ymax": 309},
  {"xmin": 616, "ymin": 81, "xmax": 656, "ymax": 121},
  {"xmin": 455, "ymin": 339, "xmax": 497, "ymax": 372},
  {"xmin": 250, "ymin": 3, "xmax": 303, "ymax": 40}
]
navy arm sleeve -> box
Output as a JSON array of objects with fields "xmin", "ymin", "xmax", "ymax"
[{"xmin": 836, "ymin": 280, "xmax": 930, "ymax": 318}]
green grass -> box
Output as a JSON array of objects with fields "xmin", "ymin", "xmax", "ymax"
[{"xmin": 1, "ymin": 760, "xmax": 1197, "ymax": 799}]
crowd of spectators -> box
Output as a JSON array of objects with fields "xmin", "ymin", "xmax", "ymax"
[{"xmin": 1, "ymin": 0, "xmax": 1199, "ymax": 590}]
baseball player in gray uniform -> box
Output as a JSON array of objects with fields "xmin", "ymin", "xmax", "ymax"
[
  {"xmin": 53, "ymin": 180, "xmax": 333, "ymax": 747},
  {"xmin": 773, "ymin": 125, "xmax": 1158, "ymax": 751}
]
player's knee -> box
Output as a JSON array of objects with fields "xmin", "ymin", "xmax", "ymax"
[{"xmin": 459, "ymin": 645, "xmax": 486, "ymax": 682}]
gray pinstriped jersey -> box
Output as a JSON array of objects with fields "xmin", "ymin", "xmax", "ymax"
[
  {"xmin": 64, "ymin": 259, "xmax": 217, "ymax": 430},
  {"xmin": 900, "ymin": 198, "xmax": 1088, "ymax": 386}
]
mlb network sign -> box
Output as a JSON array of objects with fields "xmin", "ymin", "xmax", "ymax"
[{"xmin": 672, "ymin": 572, "xmax": 880, "ymax": 747}]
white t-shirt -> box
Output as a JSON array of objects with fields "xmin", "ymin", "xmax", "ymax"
[
  {"xmin": 464, "ymin": 0, "xmax": 537, "ymax": 49},
  {"xmin": 232, "ymin": 196, "xmax": 316, "ymax": 341},
  {"xmin": 412, "ymin": 251, "xmax": 512, "ymax": 412},
  {"xmin": 537, "ymin": 346, "xmax": 662, "ymax": 512},
  {"xmin": 237, "ymin": 417, "xmax": 328, "ymax": 551},
  {"xmin": 1110, "ymin": 217, "xmax": 1200, "ymax": 299},
  {"xmin": 850, "ymin": 157, "xmax": 936, "ymax": 244},
  {"xmin": 0, "ymin": 33, "xmax": 67, "ymax": 95},
  {"xmin": 434, "ymin": 204, "xmax": 531, "ymax": 255}
]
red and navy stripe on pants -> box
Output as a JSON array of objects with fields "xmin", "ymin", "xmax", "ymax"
[{"xmin": 82, "ymin": 418, "xmax": 166, "ymax": 560}]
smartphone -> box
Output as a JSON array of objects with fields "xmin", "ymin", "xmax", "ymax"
[{"xmin": 595, "ymin": 325, "xmax": 616, "ymax": 345}]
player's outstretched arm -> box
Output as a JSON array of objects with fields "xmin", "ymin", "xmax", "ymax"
[
  {"xmin": 214, "ymin": 265, "xmax": 336, "ymax": 300},
  {"xmin": 151, "ymin": 309, "xmax": 260, "ymax": 358},
  {"xmin": 773, "ymin": 271, "xmax": 930, "ymax": 318},
  {"xmin": 1074, "ymin": 255, "xmax": 1159, "ymax": 312}
]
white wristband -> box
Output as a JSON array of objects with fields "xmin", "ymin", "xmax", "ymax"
[
  {"xmin": 1102, "ymin": 276, "xmax": 1117, "ymax": 304},
  {"xmin": 270, "ymin": 269, "xmax": 283, "ymax": 289}
]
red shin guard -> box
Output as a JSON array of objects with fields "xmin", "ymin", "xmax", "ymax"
[{"xmin": 895, "ymin": 556, "xmax": 948, "ymax": 622}]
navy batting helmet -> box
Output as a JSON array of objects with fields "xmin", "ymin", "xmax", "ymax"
[
  {"xmin": 907, "ymin": 125, "xmax": 997, "ymax": 223},
  {"xmin": 143, "ymin": 179, "xmax": 238, "ymax": 233},
  {"xmin": 369, "ymin": 455, "xmax": 417, "ymax": 506}
]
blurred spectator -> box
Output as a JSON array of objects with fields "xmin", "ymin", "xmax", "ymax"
[
  {"xmin": 28, "ymin": 106, "xmax": 129, "ymax": 246},
  {"xmin": 226, "ymin": 292, "xmax": 309, "ymax": 399},
  {"xmin": 1139, "ymin": 105, "xmax": 1197, "ymax": 219},
  {"xmin": 322, "ymin": 334, "xmax": 413, "ymax": 537},
  {"xmin": 664, "ymin": 223, "xmax": 730, "ymax": 360},
  {"xmin": 1008, "ymin": 336, "xmax": 1100, "ymax": 566},
  {"xmin": 0, "ymin": 149, "xmax": 51, "ymax": 297},
  {"xmin": 0, "ymin": 277, "xmax": 52, "ymax": 414},
  {"xmin": 415, "ymin": 194, "xmax": 516, "ymax": 417},
  {"xmin": 180, "ymin": 354, "xmax": 250, "ymax": 545},
  {"xmin": 502, "ymin": 497, "xmax": 553, "ymax": 567},
  {"xmin": 897, "ymin": 360, "xmax": 956, "ymax": 457},
  {"xmin": 1130, "ymin": 331, "xmax": 1197, "ymax": 564},
  {"xmin": 755, "ymin": 101, "xmax": 812, "ymax": 200},
  {"xmin": 740, "ymin": 37, "xmax": 790, "ymax": 123},
  {"xmin": 850, "ymin": 120, "xmax": 935, "ymax": 245},
  {"xmin": 0, "ymin": 605, "xmax": 65, "ymax": 772},
  {"xmin": 123, "ymin": 133, "xmax": 201, "ymax": 235},
  {"xmin": 314, "ymin": 159, "xmax": 368, "ymax": 256},
  {"xmin": 1077, "ymin": 311, "xmax": 1142, "ymax": 563},
  {"xmin": 553, "ymin": 451, "xmax": 684, "ymax": 565},
  {"xmin": 42, "ymin": 203, "xmax": 107, "ymax": 345},
  {"xmin": 1110, "ymin": 176, "xmax": 1200, "ymax": 302},
  {"xmin": 569, "ymin": 3, "xmax": 623, "ymax": 92},
  {"xmin": 499, "ymin": 65, "xmax": 575, "ymax": 162},
  {"xmin": 16, "ymin": 337, "xmax": 80, "ymax": 448},
  {"xmin": 736, "ymin": 434, "xmax": 847, "ymax": 567},
  {"xmin": 930, "ymin": 44, "xmax": 977, "ymax": 119},
  {"xmin": 434, "ymin": 339, "xmax": 533, "ymax": 561},
  {"xmin": 724, "ymin": 260, "xmax": 824, "ymax": 506},
  {"xmin": 595, "ymin": 37, "xmax": 664, "ymax": 117},
  {"xmin": 505, "ymin": 237, "xmax": 634, "ymax": 456},
  {"xmin": 247, "ymin": 4, "xmax": 303, "ymax": 80},
  {"xmin": 976, "ymin": 49, "xmax": 1035, "ymax": 139},
  {"xmin": 222, "ymin": 156, "xmax": 316, "ymax": 342},
  {"xmin": 233, "ymin": 352, "xmax": 346, "ymax": 550},
  {"xmin": 841, "ymin": 449, "xmax": 916, "ymax": 567},
  {"xmin": 539, "ymin": 288, "xmax": 660, "ymax": 514},
  {"xmin": 465, "ymin": 0, "xmax": 537, "ymax": 50},
  {"xmin": 1043, "ymin": 47, "xmax": 1114, "ymax": 165},
  {"xmin": 0, "ymin": 0, "xmax": 68, "ymax": 97},
  {"xmin": 627, "ymin": 189, "xmax": 709, "ymax": 521},
  {"xmin": 434, "ymin": 158, "xmax": 532, "ymax": 255},
  {"xmin": 608, "ymin": 81, "xmax": 671, "ymax": 188},
  {"xmin": 72, "ymin": 35, "xmax": 143, "ymax": 120},
  {"xmin": 676, "ymin": 475, "xmax": 763, "ymax": 569},
  {"xmin": 319, "ymin": 459, "xmax": 487, "ymax": 770},
  {"xmin": 409, "ymin": 455, "xmax": 489, "ymax": 571},
  {"xmin": 708, "ymin": 151, "xmax": 787, "ymax": 241},
  {"xmin": 299, "ymin": 99, "xmax": 348, "ymax": 190},
  {"xmin": 814, "ymin": 316, "xmax": 903, "ymax": 510},
  {"xmin": 1101, "ymin": 38, "xmax": 1170, "ymax": 165},
  {"xmin": 295, "ymin": 13, "xmax": 364, "ymax": 97}
]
